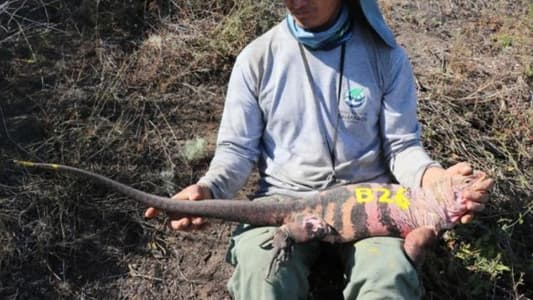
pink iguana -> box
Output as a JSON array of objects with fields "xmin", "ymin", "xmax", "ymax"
[{"xmin": 13, "ymin": 160, "xmax": 488, "ymax": 276}]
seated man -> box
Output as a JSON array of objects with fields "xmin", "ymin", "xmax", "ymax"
[{"xmin": 146, "ymin": 0, "xmax": 493, "ymax": 298}]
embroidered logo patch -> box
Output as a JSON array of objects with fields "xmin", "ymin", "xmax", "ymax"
[{"xmin": 344, "ymin": 87, "xmax": 366, "ymax": 108}]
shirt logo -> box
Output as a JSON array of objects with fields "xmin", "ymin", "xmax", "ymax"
[{"xmin": 344, "ymin": 87, "xmax": 366, "ymax": 108}]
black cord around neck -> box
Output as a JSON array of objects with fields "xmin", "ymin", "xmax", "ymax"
[{"xmin": 298, "ymin": 43, "xmax": 346, "ymax": 183}]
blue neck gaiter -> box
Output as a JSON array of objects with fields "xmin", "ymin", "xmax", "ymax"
[{"xmin": 287, "ymin": 3, "xmax": 352, "ymax": 51}]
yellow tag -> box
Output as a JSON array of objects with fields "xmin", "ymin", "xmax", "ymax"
[
  {"xmin": 394, "ymin": 187, "xmax": 411, "ymax": 211},
  {"xmin": 354, "ymin": 186, "xmax": 411, "ymax": 210},
  {"xmin": 377, "ymin": 187, "xmax": 393, "ymax": 204},
  {"xmin": 13, "ymin": 160, "xmax": 35, "ymax": 167},
  {"xmin": 355, "ymin": 188, "xmax": 374, "ymax": 203}
]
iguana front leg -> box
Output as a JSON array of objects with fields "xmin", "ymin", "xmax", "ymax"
[{"xmin": 265, "ymin": 214, "xmax": 335, "ymax": 280}]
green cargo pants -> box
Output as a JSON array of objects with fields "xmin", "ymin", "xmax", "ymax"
[{"xmin": 225, "ymin": 199, "xmax": 423, "ymax": 300}]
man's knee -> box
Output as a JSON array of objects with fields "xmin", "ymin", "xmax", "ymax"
[
  {"xmin": 226, "ymin": 226, "xmax": 319, "ymax": 300},
  {"xmin": 343, "ymin": 237, "xmax": 423, "ymax": 300}
]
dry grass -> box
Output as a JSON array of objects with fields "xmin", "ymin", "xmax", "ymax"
[
  {"xmin": 384, "ymin": 1, "xmax": 532, "ymax": 298},
  {"xmin": 1, "ymin": 0, "xmax": 531, "ymax": 299}
]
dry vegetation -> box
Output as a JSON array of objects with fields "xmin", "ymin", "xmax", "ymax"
[{"xmin": 0, "ymin": 0, "xmax": 531, "ymax": 299}]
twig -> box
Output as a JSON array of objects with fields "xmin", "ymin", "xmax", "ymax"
[
  {"xmin": 148, "ymin": 119, "xmax": 177, "ymax": 169},
  {"xmin": 36, "ymin": 0, "xmax": 49, "ymax": 24},
  {"xmin": 151, "ymin": 99, "xmax": 188, "ymax": 168},
  {"xmin": 0, "ymin": 2, "xmax": 9, "ymax": 14},
  {"xmin": 457, "ymin": 80, "xmax": 495, "ymax": 101},
  {"xmin": 128, "ymin": 264, "xmax": 164, "ymax": 282},
  {"xmin": 0, "ymin": 105, "xmax": 31, "ymax": 157},
  {"xmin": 173, "ymin": 249, "xmax": 204, "ymax": 284}
]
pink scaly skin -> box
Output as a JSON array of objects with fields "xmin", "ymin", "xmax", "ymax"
[
  {"xmin": 400, "ymin": 172, "xmax": 489, "ymax": 265},
  {"xmin": 265, "ymin": 172, "xmax": 487, "ymax": 277}
]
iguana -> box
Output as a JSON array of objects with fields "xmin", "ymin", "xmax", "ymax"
[{"xmin": 13, "ymin": 160, "xmax": 487, "ymax": 276}]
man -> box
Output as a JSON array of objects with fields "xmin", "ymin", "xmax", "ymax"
[{"xmin": 146, "ymin": 0, "xmax": 493, "ymax": 298}]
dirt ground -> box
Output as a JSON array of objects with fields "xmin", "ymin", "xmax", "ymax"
[{"xmin": 0, "ymin": 0, "xmax": 531, "ymax": 299}]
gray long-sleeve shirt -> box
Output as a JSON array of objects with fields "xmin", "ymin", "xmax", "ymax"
[{"xmin": 198, "ymin": 19, "xmax": 439, "ymax": 199}]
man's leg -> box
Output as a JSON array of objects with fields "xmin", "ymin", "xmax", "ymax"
[
  {"xmin": 342, "ymin": 237, "xmax": 423, "ymax": 300},
  {"xmin": 226, "ymin": 225, "xmax": 320, "ymax": 300}
]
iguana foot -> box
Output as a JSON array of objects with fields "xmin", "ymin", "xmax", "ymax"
[
  {"xmin": 265, "ymin": 226, "xmax": 294, "ymax": 281},
  {"xmin": 263, "ymin": 214, "xmax": 335, "ymax": 281}
]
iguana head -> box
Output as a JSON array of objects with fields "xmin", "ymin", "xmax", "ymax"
[
  {"xmin": 411, "ymin": 171, "xmax": 490, "ymax": 231},
  {"xmin": 445, "ymin": 171, "xmax": 490, "ymax": 224}
]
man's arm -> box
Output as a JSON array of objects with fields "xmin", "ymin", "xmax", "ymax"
[
  {"xmin": 197, "ymin": 51, "xmax": 264, "ymax": 199},
  {"xmin": 145, "ymin": 48, "xmax": 264, "ymax": 229},
  {"xmin": 378, "ymin": 47, "xmax": 493, "ymax": 221},
  {"xmin": 379, "ymin": 46, "xmax": 439, "ymax": 188}
]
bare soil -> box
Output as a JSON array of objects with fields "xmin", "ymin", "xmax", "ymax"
[{"xmin": 1, "ymin": 1, "xmax": 531, "ymax": 299}]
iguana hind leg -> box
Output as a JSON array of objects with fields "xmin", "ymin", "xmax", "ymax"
[{"xmin": 264, "ymin": 214, "xmax": 334, "ymax": 281}]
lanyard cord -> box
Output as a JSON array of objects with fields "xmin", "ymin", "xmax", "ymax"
[{"xmin": 298, "ymin": 43, "xmax": 346, "ymax": 182}]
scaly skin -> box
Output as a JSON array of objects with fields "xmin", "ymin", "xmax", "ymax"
[{"xmin": 13, "ymin": 160, "xmax": 486, "ymax": 276}]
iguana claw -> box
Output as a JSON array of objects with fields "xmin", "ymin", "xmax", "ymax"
[{"xmin": 265, "ymin": 226, "xmax": 294, "ymax": 282}]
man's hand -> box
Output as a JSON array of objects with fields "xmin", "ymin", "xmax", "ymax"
[
  {"xmin": 144, "ymin": 184, "xmax": 213, "ymax": 230},
  {"xmin": 423, "ymin": 162, "xmax": 494, "ymax": 224},
  {"xmin": 406, "ymin": 162, "xmax": 494, "ymax": 266},
  {"xmin": 403, "ymin": 226, "xmax": 438, "ymax": 267}
]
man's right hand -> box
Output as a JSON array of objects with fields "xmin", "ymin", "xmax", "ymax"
[{"xmin": 144, "ymin": 184, "xmax": 213, "ymax": 230}]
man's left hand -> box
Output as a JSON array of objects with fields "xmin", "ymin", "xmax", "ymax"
[
  {"xmin": 438, "ymin": 162, "xmax": 494, "ymax": 224},
  {"xmin": 406, "ymin": 162, "xmax": 494, "ymax": 266}
]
